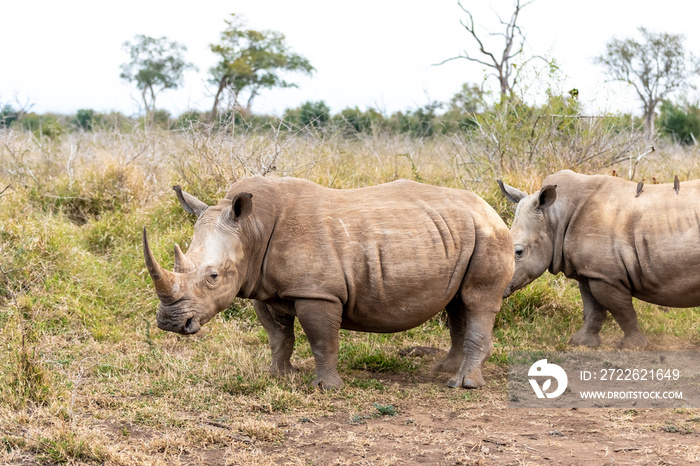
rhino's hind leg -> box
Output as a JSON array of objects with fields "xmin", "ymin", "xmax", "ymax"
[
  {"xmin": 253, "ymin": 301, "xmax": 296, "ymax": 375},
  {"xmin": 569, "ymin": 281, "xmax": 605, "ymax": 348},
  {"xmin": 446, "ymin": 307, "xmax": 497, "ymax": 389},
  {"xmin": 434, "ymin": 300, "xmax": 466, "ymax": 374},
  {"xmin": 445, "ymin": 283, "xmax": 503, "ymax": 389},
  {"xmin": 587, "ymin": 280, "xmax": 649, "ymax": 349},
  {"xmin": 294, "ymin": 298, "xmax": 344, "ymax": 390},
  {"xmin": 444, "ymin": 227, "xmax": 513, "ymax": 389}
]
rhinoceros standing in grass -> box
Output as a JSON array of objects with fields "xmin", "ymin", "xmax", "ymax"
[
  {"xmin": 143, "ymin": 176, "xmax": 514, "ymax": 389},
  {"xmin": 498, "ymin": 169, "xmax": 700, "ymax": 349}
]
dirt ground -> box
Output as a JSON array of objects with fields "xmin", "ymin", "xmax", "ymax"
[
  {"xmin": 261, "ymin": 407, "xmax": 699, "ymax": 465},
  {"xmin": 165, "ymin": 364, "xmax": 700, "ymax": 465},
  {"xmin": 6, "ymin": 347, "xmax": 699, "ymax": 465}
]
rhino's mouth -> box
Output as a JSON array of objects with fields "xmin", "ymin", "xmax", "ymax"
[
  {"xmin": 156, "ymin": 305, "xmax": 202, "ymax": 335},
  {"xmin": 503, "ymin": 274, "xmax": 533, "ymax": 299},
  {"xmin": 503, "ymin": 285, "xmax": 513, "ymax": 299}
]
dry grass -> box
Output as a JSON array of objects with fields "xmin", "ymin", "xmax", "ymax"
[{"xmin": 1, "ymin": 122, "xmax": 699, "ymax": 464}]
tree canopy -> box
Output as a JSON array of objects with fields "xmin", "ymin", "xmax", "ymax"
[
  {"xmin": 120, "ymin": 35, "xmax": 193, "ymax": 125},
  {"xmin": 596, "ymin": 27, "xmax": 696, "ymax": 136},
  {"xmin": 208, "ymin": 14, "xmax": 314, "ymax": 121}
]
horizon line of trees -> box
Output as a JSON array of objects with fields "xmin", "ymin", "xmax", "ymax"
[
  {"xmin": 3, "ymin": 88, "xmax": 700, "ymax": 146},
  {"xmin": 3, "ymin": 3, "xmax": 700, "ymax": 144}
]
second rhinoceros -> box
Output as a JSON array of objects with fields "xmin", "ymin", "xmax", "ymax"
[
  {"xmin": 498, "ymin": 169, "xmax": 700, "ymax": 349},
  {"xmin": 143, "ymin": 176, "xmax": 514, "ymax": 389}
]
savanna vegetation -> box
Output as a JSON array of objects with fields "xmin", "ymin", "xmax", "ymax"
[
  {"xmin": 2, "ymin": 95, "xmax": 700, "ymax": 463},
  {"xmin": 2, "ymin": 4, "xmax": 700, "ymax": 465}
]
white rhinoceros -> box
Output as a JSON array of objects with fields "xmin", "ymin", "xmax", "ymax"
[
  {"xmin": 499, "ymin": 169, "xmax": 700, "ymax": 349},
  {"xmin": 144, "ymin": 176, "xmax": 514, "ymax": 389}
]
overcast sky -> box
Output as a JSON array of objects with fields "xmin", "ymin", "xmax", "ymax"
[{"xmin": 2, "ymin": 1, "xmax": 700, "ymax": 118}]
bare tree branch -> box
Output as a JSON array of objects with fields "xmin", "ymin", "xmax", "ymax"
[
  {"xmin": 596, "ymin": 28, "xmax": 691, "ymax": 137},
  {"xmin": 436, "ymin": 0, "xmax": 544, "ymax": 101}
]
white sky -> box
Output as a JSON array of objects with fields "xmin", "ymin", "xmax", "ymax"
[{"xmin": 2, "ymin": 0, "xmax": 700, "ymax": 118}]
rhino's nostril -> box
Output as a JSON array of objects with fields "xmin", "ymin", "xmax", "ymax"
[{"xmin": 184, "ymin": 317, "xmax": 194, "ymax": 332}]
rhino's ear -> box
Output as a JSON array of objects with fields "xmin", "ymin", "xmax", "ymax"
[
  {"xmin": 173, "ymin": 185, "xmax": 209, "ymax": 217},
  {"xmin": 497, "ymin": 179, "xmax": 528, "ymax": 204},
  {"xmin": 538, "ymin": 185, "xmax": 557, "ymax": 209},
  {"xmin": 231, "ymin": 192, "xmax": 253, "ymax": 223}
]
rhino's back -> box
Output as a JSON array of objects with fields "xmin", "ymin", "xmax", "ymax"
[{"xmin": 548, "ymin": 171, "xmax": 700, "ymax": 307}]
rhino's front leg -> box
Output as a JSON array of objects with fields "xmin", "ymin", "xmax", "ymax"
[
  {"xmin": 569, "ymin": 281, "xmax": 605, "ymax": 347},
  {"xmin": 253, "ymin": 301, "xmax": 296, "ymax": 375},
  {"xmin": 294, "ymin": 298, "xmax": 344, "ymax": 389},
  {"xmin": 588, "ymin": 280, "xmax": 649, "ymax": 349}
]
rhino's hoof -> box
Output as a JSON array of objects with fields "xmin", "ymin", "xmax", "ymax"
[
  {"xmin": 433, "ymin": 357, "xmax": 461, "ymax": 374},
  {"xmin": 569, "ymin": 331, "xmax": 602, "ymax": 348},
  {"xmin": 446, "ymin": 374, "xmax": 483, "ymax": 389},
  {"xmin": 620, "ymin": 332, "xmax": 649, "ymax": 350},
  {"xmin": 269, "ymin": 363, "xmax": 296, "ymax": 376},
  {"xmin": 313, "ymin": 375, "xmax": 344, "ymax": 391}
]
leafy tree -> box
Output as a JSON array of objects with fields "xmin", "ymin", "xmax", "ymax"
[
  {"xmin": 19, "ymin": 113, "xmax": 66, "ymax": 139},
  {"xmin": 176, "ymin": 110, "xmax": 205, "ymax": 130},
  {"xmin": 283, "ymin": 100, "xmax": 330, "ymax": 130},
  {"xmin": 596, "ymin": 27, "xmax": 696, "ymax": 136},
  {"xmin": 208, "ymin": 14, "xmax": 314, "ymax": 121},
  {"xmin": 658, "ymin": 100, "xmax": 700, "ymax": 145},
  {"xmin": 0, "ymin": 95, "xmax": 33, "ymax": 128},
  {"xmin": 0, "ymin": 104, "xmax": 18, "ymax": 128},
  {"xmin": 437, "ymin": 0, "xmax": 545, "ymax": 102},
  {"xmin": 437, "ymin": 83, "xmax": 488, "ymax": 133},
  {"xmin": 332, "ymin": 107, "xmax": 385, "ymax": 136},
  {"xmin": 72, "ymin": 109, "xmax": 99, "ymax": 131},
  {"xmin": 449, "ymin": 83, "xmax": 488, "ymax": 114},
  {"xmin": 120, "ymin": 35, "xmax": 193, "ymax": 126},
  {"xmin": 391, "ymin": 103, "xmax": 442, "ymax": 138}
]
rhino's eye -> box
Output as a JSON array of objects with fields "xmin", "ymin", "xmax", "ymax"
[
  {"xmin": 209, "ymin": 271, "xmax": 219, "ymax": 280},
  {"xmin": 514, "ymin": 245, "xmax": 525, "ymax": 259}
]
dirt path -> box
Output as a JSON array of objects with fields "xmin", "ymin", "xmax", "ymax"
[
  {"xmin": 261, "ymin": 405, "xmax": 699, "ymax": 465},
  {"xmin": 173, "ymin": 364, "xmax": 700, "ymax": 465}
]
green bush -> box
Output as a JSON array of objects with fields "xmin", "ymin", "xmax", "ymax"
[
  {"xmin": 71, "ymin": 109, "xmax": 103, "ymax": 131},
  {"xmin": 283, "ymin": 100, "xmax": 331, "ymax": 130},
  {"xmin": 332, "ymin": 107, "xmax": 385, "ymax": 137},
  {"xmin": 0, "ymin": 104, "xmax": 19, "ymax": 128},
  {"xmin": 659, "ymin": 100, "xmax": 700, "ymax": 145},
  {"xmin": 18, "ymin": 113, "xmax": 67, "ymax": 138}
]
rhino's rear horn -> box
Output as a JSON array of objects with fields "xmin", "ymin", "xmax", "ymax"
[
  {"xmin": 143, "ymin": 227, "xmax": 178, "ymax": 301},
  {"xmin": 174, "ymin": 244, "xmax": 195, "ymax": 273}
]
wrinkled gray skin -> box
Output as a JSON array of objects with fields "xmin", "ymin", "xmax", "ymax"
[
  {"xmin": 499, "ymin": 169, "xmax": 700, "ymax": 349},
  {"xmin": 144, "ymin": 176, "xmax": 514, "ymax": 389}
]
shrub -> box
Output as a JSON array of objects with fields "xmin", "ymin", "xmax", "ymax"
[
  {"xmin": 332, "ymin": 107, "xmax": 386, "ymax": 137},
  {"xmin": 72, "ymin": 109, "xmax": 103, "ymax": 131},
  {"xmin": 18, "ymin": 113, "xmax": 67, "ymax": 139},
  {"xmin": 283, "ymin": 100, "xmax": 331, "ymax": 130},
  {"xmin": 659, "ymin": 100, "xmax": 700, "ymax": 145}
]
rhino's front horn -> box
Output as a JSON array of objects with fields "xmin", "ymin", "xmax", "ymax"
[{"xmin": 142, "ymin": 227, "xmax": 178, "ymax": 302}]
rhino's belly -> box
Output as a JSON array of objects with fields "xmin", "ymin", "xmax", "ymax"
[
  {"xmin": 633, "ymin": 288, "xmax": 700, "ymax": 308},
  {"xmin": 340, "ymin": 301, "xmax": 448, "ymax": 333}
]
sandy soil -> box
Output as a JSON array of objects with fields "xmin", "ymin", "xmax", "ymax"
[{"xmin": 171, "ymin": 361, "xmax": 700, "ymax": 465}]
